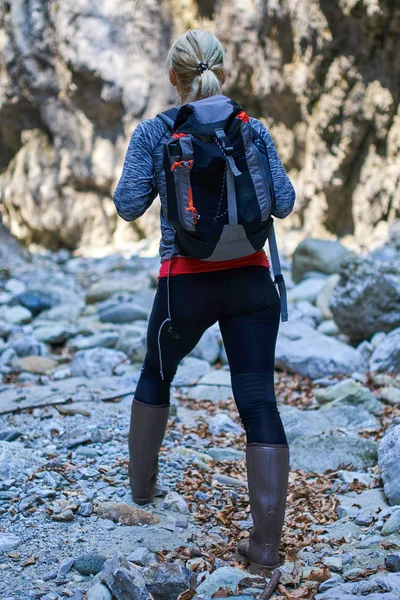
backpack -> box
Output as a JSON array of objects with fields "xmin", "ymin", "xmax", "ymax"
[{"xmin": 156, "ymin": 94, "xmax": 288, "ymax": 322}]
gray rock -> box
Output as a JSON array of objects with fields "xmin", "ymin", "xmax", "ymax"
[
  {"xmin": 116, "ymin": 326, "xmax": 147, "ymax": 362},
  {"xmin": 336, "ymin": 488, "xmax": 388, "ymax": 520},
  {"xmin": 39, "ymin": 303, "xmax": 82, "ymax": 322},
  {"xmin": 318, "ymin": 575, "xmax": 344, "ymax": 592},
  {"xmin": 99, "ymin": 552, "xmax": 150, "ymax": 600},
  {"xmin": 161, "ymin": 492, "xmax": 188, "ymax": 514},
  {"xmin": 0, "ymin": 441, "xmax": 43, "ymax": 484},
  {"xmin": 195, "ymin": 566, "xmax": 257, "ymax": 596},
  {"xmin": 315, "ymin": 379, "xmax": 383, "ymax": 415},
  {"xmin": 323, "ymin": 556, "xmax": 342, "ymax": 572},
  {"xmin": 0, "ymin": 533, "xmax": 21, "ymax": 553},
  {"xmin": 276, "ymin": 322, "xmax": 366, "ymax": 378},
  {"xmin": 337, "ymin": 470, "xmax": 375, "ymax": 487},
  {"xmin": 10, "ymin": 334, "xmax": 48, "ymax": 357},
  {"xmin": 378, "ymin": 425, "xmax": 400, "ymax": 506},
  {"xmin": 315, "ymin": 572, "xmax": 400, "ymax": 599},
  {"xmin": 77, "ymin": 502, "xmax": 93, "ymax": 517},
  {"xmin": 296, "ymin": 300, "xmax": 324, "ymax": 323},
  {"xmin": 74, "ymin": 553, "xmax": 107, "ymax": 576},
  {"xmin": 86, "ymin": 279, "xmax": 147, "ymax": 304},
  {"xmin": 142, "ymin": 562, "xmax": 194, "ymax": 600},
  {"xmin": 209, "ymin": 413, "xmax": 242, "ymax": 435},
  {"xmin": 288, "ymin": 277, "xmax": 327, "ymax": 304},
  {"xmin": 370, "ymin": 327, "xmax": 400, "ymax": 373},
  {"xmin": 329, "ymin": 255, "xmax": 400, "ymax": 342},
  {"xmin": 0, "ymin": 429, "xmax": 22, "ymax": 442},
  {"xmin": 172, "ymin": 357, "xmax": 211, "ymax": 387},
  {"xmin": 290, "ymin": 433, "xmax": 377, "ymax": 472},
  {"xmin": 71, "ymin": 332, "xmax": 119, "ymax": 350},
  {"xmin": 380, "ymin": 387, "xmax": 400, "ymax": 405},
  {"xmin": 358, "ymin": 339, "xmax": 374, "ymax": 363},
  {"xmin": 385, "ymin": 554, "xmax": 400, "ymax": 573},
  {"xmin": 34, "ymin": 324, "xmax": 75, "ymax": 344},
  {"xmin": 0, "ymin": 306, "xmax": 32, "ymax": 325},
  {"xmin": 99, "ymin": 303, "xmax": 149, "ymax": 324},
  {"xmin": 86, "ymin": 583, "xmax": 112, "ymax": 600},
  {"xmin": 189, "ymin": 383, "xmax": 233, "ymax": 402},
  {"xmin": 70, "ymin": 348, "xmax": 127, "ymax": 378},
  {"xmin": 317, "ymin": 320, "xmax": 339, "ymax": 336},
  {"xmin": 126, "ymin": 547, "xmax": 157, "ymax": 566},
  {"xmin": 205, "ymin": 447, "xmax": 245, "ymax": 461},
  {"xmin": 17, "ymin": 291, "xmax": 52, "ymax": 316},
  {"xmin": 281, "ymin": 403, "xmax": 378, "ymax": 444},
  {"xmin": 382, "ymin": 510, "xmax": 400, "ymax": 535},
  {"xmin": 190, "ymin": 326, "xmax": 220, "ymax": 364},
  {"xmin": 58, "ymin": 557, "xmax": 74, "ymax": 575},
  {"xmin": 292, "ymin": 238, "xmax": 352, "ymax": 283},
  {"xmin": 354, "ymin": 511, "xmax": 374, "ymax": 525}
]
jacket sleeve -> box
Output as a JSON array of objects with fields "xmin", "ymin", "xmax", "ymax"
[
  {"xmin": 113, "ymin": 121, "xmax": 158, "ymax": 221},
  {"xmin": 249, "ymin": 117, "xmax": 296, "ymax": 219}
]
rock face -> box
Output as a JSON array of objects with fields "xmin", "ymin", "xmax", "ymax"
[
  {"xmin": 329, "ymin": 255, "xmax": 400, "ymax": 342},
  {"xmin": 1, "ymin": 1, "xmax": 399, "ymax": 249}
]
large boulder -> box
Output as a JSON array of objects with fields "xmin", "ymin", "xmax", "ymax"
[
  {"xmin": 280, "ymin": 403, "xmax": 379, "ymax": 445},
  {"xmin": 292, "ymin": 238, "xmax": 352, "ymax": 283},
  {"xmin": 329, "ymin": 255, "xmax": 400, "ymax": 342},
  {"xmin": 290, "ymin": 433, "xmax": 377, "ymax": 473},
  {"xmin": 378, "ymin": 424, "xmax": 400, "ymax": 506},
  {"xmin": 275, "ymin": 321, "xmax": 366, "ymax": 379}
]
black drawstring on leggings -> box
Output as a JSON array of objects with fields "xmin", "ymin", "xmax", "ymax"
[{"xmin": 157, "ymin": 246, "xmax": 180, "ymax": 380}]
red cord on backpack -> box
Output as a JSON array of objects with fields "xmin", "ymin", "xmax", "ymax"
[
  {"xmin": 185, "ymin": 187, "xmax": 199, "ymax": 225},
  {"xmin": 170, "ymin": 159, "xmax": 194, "ymax": 171}
]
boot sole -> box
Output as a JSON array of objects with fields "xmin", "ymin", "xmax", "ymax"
[
  {"xmin": 233, "ymin": 549, "xmax": 276, "ymax": 577},
  {"xmin": 131, "ymin": 491, "xmax": 154, "ymax": 505}
]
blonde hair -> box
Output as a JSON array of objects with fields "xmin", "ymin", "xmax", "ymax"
[{"xmin": 166, "ymin": 29, "xmax": 226, "ymax": 104}]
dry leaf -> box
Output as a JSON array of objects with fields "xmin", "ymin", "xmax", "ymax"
[
  {"xmin": 21, "ymin": 555, "xmax": 36, "ymax": 567},
  {"xmin": 306, "ymin": 566, "xmax": 331, "ymax": 582}
]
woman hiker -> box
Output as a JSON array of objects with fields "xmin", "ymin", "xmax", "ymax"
[{"xmin": 113, "ymin": 29, "xmax": 296, "ymax": 574}]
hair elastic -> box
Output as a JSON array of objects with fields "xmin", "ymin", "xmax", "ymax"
[{"xmin": 197, "ymin": 62, "xmax": 210, "ymax": 74}]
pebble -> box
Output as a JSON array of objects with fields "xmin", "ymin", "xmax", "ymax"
[{"xmin": 323, "ymin": 555, "xmax": 343, "ymax": 572}]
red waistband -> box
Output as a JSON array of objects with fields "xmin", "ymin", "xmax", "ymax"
[{"xmin": 158, "ymin": 249, "xmax": 270, "ymax": 278}]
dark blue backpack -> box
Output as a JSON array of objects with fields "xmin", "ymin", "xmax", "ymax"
[{"xmin": 157, "ymin": 94, "xmax": 288, "ymax": 321}]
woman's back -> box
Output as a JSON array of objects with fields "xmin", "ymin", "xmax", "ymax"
[{"xmin": 113, "ymin": 109, "xmax": 295, "ymax": 262}]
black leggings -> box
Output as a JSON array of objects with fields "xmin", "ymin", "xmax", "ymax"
[{"xmin": 135, "ymin": 265, "xmax": 287, "ymax": 445}]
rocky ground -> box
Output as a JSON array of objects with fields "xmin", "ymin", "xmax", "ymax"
[{"xmin": 0, "ymin": 234, "xmax": 400, "ymax": 600}]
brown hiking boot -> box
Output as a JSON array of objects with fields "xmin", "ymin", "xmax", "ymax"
[
  {"xmin": 128, "ymin": 398, "xmax": 170, "ymax": 505},
  {"xmin": 235, "ymin": 443, "xmax": 290, "ymax": 574}
]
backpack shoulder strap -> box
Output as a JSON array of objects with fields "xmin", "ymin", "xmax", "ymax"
[
  {"xmin": 267, "ymin": 221, "xmax": 288, "ymax": 322},
  {"xmin": 156, "ymin": 107, "xmax": 180, "ymax": 131}
]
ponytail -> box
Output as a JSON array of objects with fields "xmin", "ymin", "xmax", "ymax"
[{"xmin": 166, "ymin": 29, "xmax": 226, "ymax": 103}]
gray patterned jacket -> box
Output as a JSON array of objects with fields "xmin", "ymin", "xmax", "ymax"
[{"xmin": 113, "ymin": 110, "xmax": 296, "ymax": 262}]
